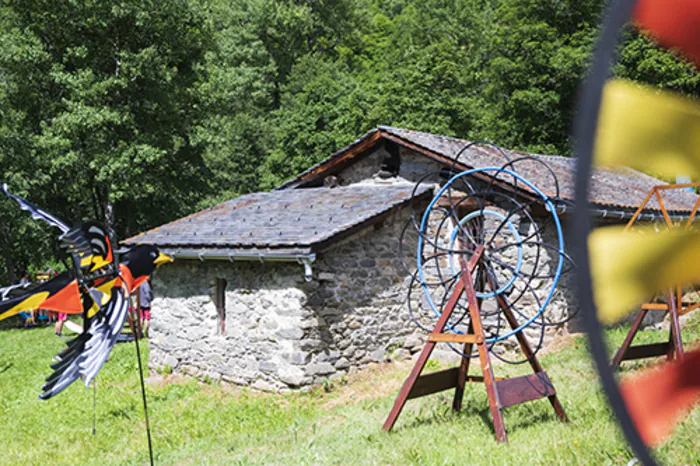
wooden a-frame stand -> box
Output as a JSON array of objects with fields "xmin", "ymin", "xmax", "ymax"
[
  {"xmin": 611, "ymin": 183, "xmax": 700, "ymax": 371},
  {"xmin": 611, "ymin": 288, "xmax": 689, "ymax": 371},
  {"xmin": 383, "ymin": 246, "xmax": 568, "ymax": 443}
]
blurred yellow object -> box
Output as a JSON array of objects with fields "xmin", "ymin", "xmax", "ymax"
[
  {"xmin": 590, "ymin": 225, "xmax": 700, "ymax": 323},
  {"xmin": 594, "ymin": 80, "xmax": 700, "ymax": 178}
]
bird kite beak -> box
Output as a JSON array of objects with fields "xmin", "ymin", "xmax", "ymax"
[{"xmin": 154, "ymin": 252, "xmax": 174, "ymax": 267}]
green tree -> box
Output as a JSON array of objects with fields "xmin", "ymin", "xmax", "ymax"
[
  {"xmin": 1, "ymin": 0, "xmax": 211, "ymax": 239},
  {"xmin": 262, "ymin": 56, "xmax": 372, "ymax": 187},
  {"xmin": 471, "ymin": 0, "xmax": 604, "ymax": 155},
  {"xmin": 191, "ymin": 0, "xmax": 277, "ymax": 202},
  {"xmin": 615, "ymin": 31, "xmax": 700, "ymax": 95}
]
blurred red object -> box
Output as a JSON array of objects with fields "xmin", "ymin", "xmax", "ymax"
[
  {"xmin": 634, "ymin": 0, "xmax": 700, "ymax": 68},
  {"xmin": 621, "ymin": 347, "xmax": 700, "ymax": 445}
]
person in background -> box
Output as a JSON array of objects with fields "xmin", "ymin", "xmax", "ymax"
[
  {"xmin": 54, "ymin": 310, "xmax": 67, "ymax": 337},
  {"xmin": 139, "ymin": 278, "xmax": 153, "ymax": 338}
]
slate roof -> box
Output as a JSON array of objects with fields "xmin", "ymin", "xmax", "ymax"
[
  {"xmin": 279, "ymin": 126, "xmax": 700, "ymax": 214},
  {"xmin": 124, "ymin": 184, "xmax": 431, "ymax": 255}
]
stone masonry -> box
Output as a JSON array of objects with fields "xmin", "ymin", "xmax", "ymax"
[
  {"xmin": 149, "ymin": 205, "xmax": 427, "ymax": 390},
  {"xmin": 148, "ymin": 141, "xmax": 579, "ymax": 389}
]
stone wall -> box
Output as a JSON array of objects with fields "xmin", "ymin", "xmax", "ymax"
[
  {"xmin": 149, "ymin": 143, "xmax": 580, "ymax": 389},
  {"xmin": 149, "ymin": 204, "xmax": 426, "ymax": 390},
  {"xmin": 336, "ymin": 145, "xmax": 579, "ymax": 352}
]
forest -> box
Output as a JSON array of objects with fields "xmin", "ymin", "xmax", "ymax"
[{"xmin": 1, "ymin": 0, "xmax": 699, "ymax": 282}]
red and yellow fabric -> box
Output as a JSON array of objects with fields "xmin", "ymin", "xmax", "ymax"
[{"xmin": 589, "ymin": 0, "xmax": 700, "ymax": 448}]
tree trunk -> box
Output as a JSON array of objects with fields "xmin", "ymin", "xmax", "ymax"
[{"xmin": 105, "ymin": 199, "xmax": 115, "ymax": 233}]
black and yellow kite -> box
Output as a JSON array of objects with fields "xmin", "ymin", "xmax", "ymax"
[{"xmin": 0, "ymin": 184, "xmax": 172, "ymax": 399}]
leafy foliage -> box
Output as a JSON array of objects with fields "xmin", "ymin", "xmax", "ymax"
[{"xmin": 1, "ymin": 0, "xmax": 699, "ymax": 281}]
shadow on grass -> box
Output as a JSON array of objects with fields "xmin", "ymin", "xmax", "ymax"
[{"xmin": 391, "ymin": 394, "xmax": 566, "ymax": 439}]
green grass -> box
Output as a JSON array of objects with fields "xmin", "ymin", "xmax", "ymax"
[{"xmin": 1, "ymin": 317, "xmax": 700, "ymax": 465}]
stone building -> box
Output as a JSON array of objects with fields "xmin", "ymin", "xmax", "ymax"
[{"xmin": 124, "ymin": 126, "xmax": 699, "ymax": 390}]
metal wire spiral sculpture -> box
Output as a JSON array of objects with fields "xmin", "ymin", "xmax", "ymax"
[{"xmin": 400, "ymin": 143, "xmax": 577, "ymax": 363}]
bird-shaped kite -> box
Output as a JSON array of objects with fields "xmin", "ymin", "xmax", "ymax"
[{"xmin": 0, "ymin": 184, "xmax": 173, "ymax": 399}]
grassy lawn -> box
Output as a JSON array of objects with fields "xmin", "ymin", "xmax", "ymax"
[{"xmin": 2, "ymin": 317, "xmax": 700, "ymax": 465}]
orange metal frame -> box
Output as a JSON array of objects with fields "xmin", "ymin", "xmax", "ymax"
[{"xmin": 612, "ymin": 183, "xmax": 700, "ymax": 370}]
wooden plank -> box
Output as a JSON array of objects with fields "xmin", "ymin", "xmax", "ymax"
[
  {"xmin": 641, "ymin": 303, "xmax": 668, "ymax": 311},
  {"xmin": 638, "ymin": 302, "xmax": 698, "ymax": 311},
  {"xmin": 407, "ymin": 368, "xmax": 458, "ymax": 399},
  {"xmin": 406, "ymin": 369, "xmax": 507, "ymax": 400},
  {"xmin": 435, "ymin": 196, "xmax": 491, "ymax": 212},
  {"xmin": 679, "ymin": 302, "xmax": 700, "ymax": 316},
  {"xmin": 621, "ymin": 343, "xmax": 671, "ymax": 361},
  {"xmin": 428, "ymin": 333, "xmax": 480, "ymax": 344},
  {"xmin": 496, "ymin": 372, "xmax": 556, "ymax": 409}
]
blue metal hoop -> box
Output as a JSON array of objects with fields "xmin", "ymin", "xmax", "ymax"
[{"xmin": 417, "ymin": 167, "xmax": 565, "ymax": 343}]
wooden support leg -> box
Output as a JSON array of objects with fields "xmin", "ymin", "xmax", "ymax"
[
  {"xmin": 452, "ymin": 320, "xmax": 474, "ymax": 412},
  {"xmin": 667, "ymin": 289, "xmax": 684, "ymax": 362},
  {"xmin": 383, "ymin": 248, "xmax": 483, "ymax": 432},
  {"xmin": 475, "ymin": 331, "xmax": 507, "ymax": 442},
  {"xmin": 611, "ymin": 309, "xmax": 648, "ymax": 371},
  {"xmin": 454, "ymin": 267, "xmax": 487, "ymax": 412},
  {"xmin": 462, "ymin": 259, "xmax": 507, "ymax": 443},
  {"xmin": 382, "ymin": 338, "xmax": 439, "ymax": 431}
]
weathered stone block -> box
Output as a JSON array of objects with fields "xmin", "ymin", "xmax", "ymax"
[
  {"xmin": 252, "ymin": 379, "xmax": 278, "ymax": 392},
  {"xmin": 348, "ymin": 320, "xmax": 362, "ymax": 330},
  {"xmin": 316, "ymin": 350, "xmax": 340, "ymax": 363},
  {"xmin": 299, "ymin": 318, "xmax": 319, "ymax": 330},
  {"xmin": 370, "ymin": 348, "xmax": 385, "ymax": 362},
  {"xmin": 404, "ymin": 334, "xmax": 424, "ymax": 350},
  {"xmin": 281, "ymin": 351, "xmax": 311, "ymax": 365},
  {"xmin": 275, "ymin": 327, "xmax": 304, "ymax": 340},
  {"xmin": 164, "ymin": 355, "xmax": 179, "ymax": 369},
  {"xmin": 305, "ymin": 362, "xmax": 336, "ymax": 376},
  {"xmin": 258, "ymin": 360, "xmax": 277, "ymax": 374},
  {"xmin": 278, "ymin": 366, "xmax": 309, "ymax": 387},
  {"xmin": 334, "ymin": 357, "xmax": 350, "ymax": 370},
  {"xmin": 298, "ymin": 339, "xmax": 322, "ymax": 351},
  {"xmin": 259, "ymin": 316, "xmax": 279, "ymax": 331}
]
